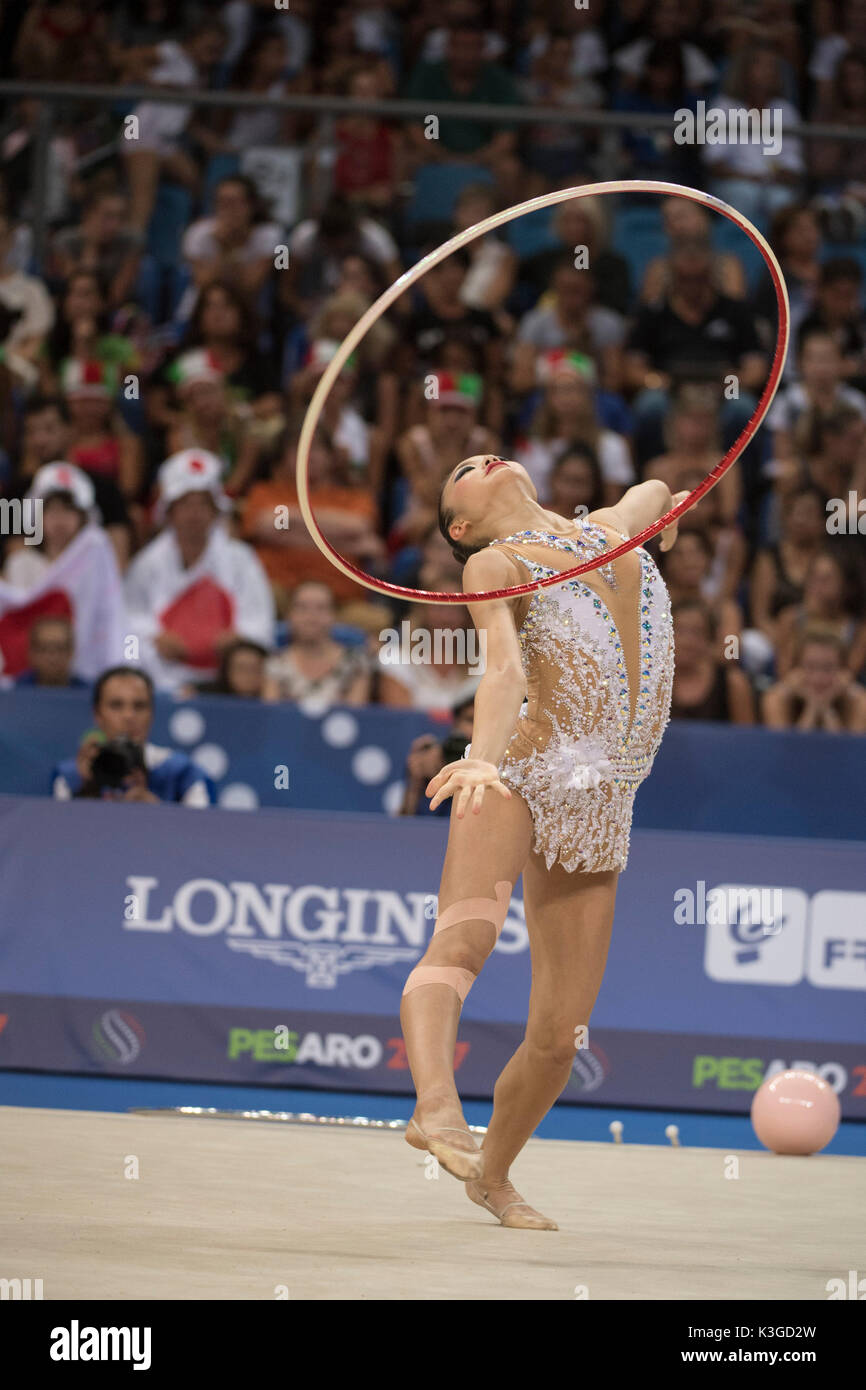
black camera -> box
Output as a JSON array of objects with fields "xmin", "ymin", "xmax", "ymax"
[
  {"xmin": 441, "ymin": 732, "xmax": 470, "ymax": 763},
  {"xmin": 84, "ymin": 738, "xmax": 147, "ymax": 794},
  {"xmin": 0, "ymin": 300, "xmax": 23, "ymax": 346}
]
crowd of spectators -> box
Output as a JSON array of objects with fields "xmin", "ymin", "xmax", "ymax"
[{"xmin": 1, "ymin": 0, "xmax": 866, "ymax": 781}]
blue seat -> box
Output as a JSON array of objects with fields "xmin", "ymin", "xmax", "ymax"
[
  {"xmin": 388, "ymin": 543, "xmax": 424, "ymax": 586},
  {"xmin": 117, "ymin": 391, "xmax": 146, "ymax": 438},
  {"xmin": 712, "ymin": 216, "xmax": 769, "ymax": 290},
  {"xmin": 612, "ymin": 202, "xmax": 772, "ymax": 294},
  {"xmin": 133, "ymin": 253, "xmax": 161, "ymax": 321},
  {"xmin": 505, "ymin": 206, "xmax": 558, "ymax": 259},
  {"xmin": 820, "ymin": 241, "xmax": 866, "ymax": 278},
  {"xmin": 147, "ymin": 183, "xmax": 194, "ymax": 268},
  {"xmin": 404, "ymin": 163, "xmax": 493, "ymax": 227},
  {"xmin": 281, "ymin": 323, "xmax": 309, "ymax": 382},
  {"xmin": 610, "ymin": 205, "xmax": 668, "ymax": 291},
  {"xmin": 389, "ymin": 474, "xmax": 410, "ymax": 525},
  {"xmin": 166, "ymin": 264, "xmax": 193, "ymax": 321},
  {"xmin": 275, "ymin": 621, "xmax": 367, "ymax": 649}
]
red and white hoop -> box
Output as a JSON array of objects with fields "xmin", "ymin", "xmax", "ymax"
[{"xmin": 296, "ymin": 179, "xmax": 789, "ymax": 604}]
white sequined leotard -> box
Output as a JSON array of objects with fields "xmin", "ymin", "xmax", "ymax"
[{"xmin": 463, "ymin": 520, "xmax": 675, "ymax": 873}]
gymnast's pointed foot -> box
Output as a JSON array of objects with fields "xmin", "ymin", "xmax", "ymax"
[
  {"xmin": 465, "ymin": 1177, "xmax": 558, "ymax": 1229},
  {"xmin": 405, "ymin": 1102, "xmax": 484, "ymax": 1181}
]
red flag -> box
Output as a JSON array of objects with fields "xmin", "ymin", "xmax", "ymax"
[
  {"xmin": 0, "ymin": 528, "xmax": 126, "ymax": 679},
  {"xmin": 158, "ymin": 576, "xmax": 234, "ymax": 668},
  {"xmin": 0, "ymin": 589, "xmax": 74, "ymax": 676}
]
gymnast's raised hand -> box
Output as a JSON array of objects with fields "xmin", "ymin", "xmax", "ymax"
[
  {"xmin": 426, "ymin": 757, "xmax": 513, "ymax": 819},
  {"xmin": 659, "ymin": 490, "xmax": 693, "ymax": 551}
]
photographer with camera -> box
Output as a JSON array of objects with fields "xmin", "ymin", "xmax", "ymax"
[
  {"xmin": 398, "ymin": 696, "xmax": 475, "ymax": 818},
  {"xmin": 51, "ymin": 665, "xmax": 214, "ymax": 805}
]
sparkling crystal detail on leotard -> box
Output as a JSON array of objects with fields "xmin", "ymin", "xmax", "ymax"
[
  {"xmin": 488, "ymin": 524, "xmax": 620, "ymax": 588},
  {"xmin": 467, "ymin": 524, "xmax": 674, "ymax": 873}
]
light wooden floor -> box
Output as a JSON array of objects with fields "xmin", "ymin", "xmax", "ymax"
[{"xmin": 1, "ymin": 1106, "xmax": 862, "ymax": 1300}]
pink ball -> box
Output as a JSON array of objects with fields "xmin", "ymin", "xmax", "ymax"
[{"xmin": 751, "ymin": 1069, "xmax": 841, "ymax": 1155}]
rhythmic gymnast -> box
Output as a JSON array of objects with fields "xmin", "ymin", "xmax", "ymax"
[
  {"xmin": 293, "ymin": 180, "xmax": 787, "ymax": 1230},
  {"xmin": 401, "ymin": 458, "xmax": 690, "ymax": 1228}
]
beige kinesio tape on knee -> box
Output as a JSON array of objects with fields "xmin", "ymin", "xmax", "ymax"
[
  {"xmin": 401, "ymin": 964, "xmax": 477, "ymax": 1002},
  {"xmin": 402, "ymin": 880, "xmax": 513, "ymax": 1002},
  {"xmin": 432, "ymin": 879, "xmax": 512, "ymax": 939}
]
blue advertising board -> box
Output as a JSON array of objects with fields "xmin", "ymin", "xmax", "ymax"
[
  {"xmin": 1, "ymin": 686, "xmax": 866, "ymax": 840},
  {"xmin": 0, "ymin": 795, "xmax": 863, "ymax": 1117}
]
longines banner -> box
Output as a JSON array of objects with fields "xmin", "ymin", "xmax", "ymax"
[{"xmin": 0, "ymin": 794, "xmax": 863, "ymax": 1117}]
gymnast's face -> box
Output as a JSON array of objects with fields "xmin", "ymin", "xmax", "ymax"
[{"xmin": 441, "ymin": 455, "xmax": 534, "ymax": 546}]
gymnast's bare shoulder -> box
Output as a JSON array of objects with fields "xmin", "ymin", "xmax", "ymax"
[{"xmin": 461, "ymin": 546, "xmax": 529, "ymax": 665}]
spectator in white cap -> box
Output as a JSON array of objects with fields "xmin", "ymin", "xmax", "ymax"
[
  {"xmin": 14, "ymin": 396, "xmax": 133, "ymax": 571},
  {"xmin": 0, "ymin": 462, "xmax": 126, "ymax": 681},
  {"xmin": 3, "ymin": 461, "xmax": 99, "ymax": 588},
  {"xmin": 124, "ymin": 448, "xmax": 275, "ymax": 691}
]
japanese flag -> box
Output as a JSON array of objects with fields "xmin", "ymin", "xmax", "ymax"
[{"xmin": 0, "ymin": 526, "xmax": 127, "ymax": 678}]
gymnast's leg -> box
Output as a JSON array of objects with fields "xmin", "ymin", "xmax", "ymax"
[
  {"xmin": 469, "ymin": 855, "xmax": 619, "ymax": 1226},
  {"xmin": 401, "ymin": 785, "xmax": 533, "ymax": 1176}
]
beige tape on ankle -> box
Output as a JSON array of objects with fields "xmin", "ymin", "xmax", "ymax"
[{"xmin": 401, "ymin": 964, "xmax": 477, "ymax": 1002}]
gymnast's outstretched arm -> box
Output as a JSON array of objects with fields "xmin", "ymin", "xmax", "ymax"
[
  {"xmin": 427, "ymin": 547, "xmax": 527, "ymax": 817},
  {"xmin": 458, "ymin": 546, "xmax": 528, "ymax": 766},
  {"xmin": 590, "ymin": 480, "xmax": 690, "ymax": 553}
]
